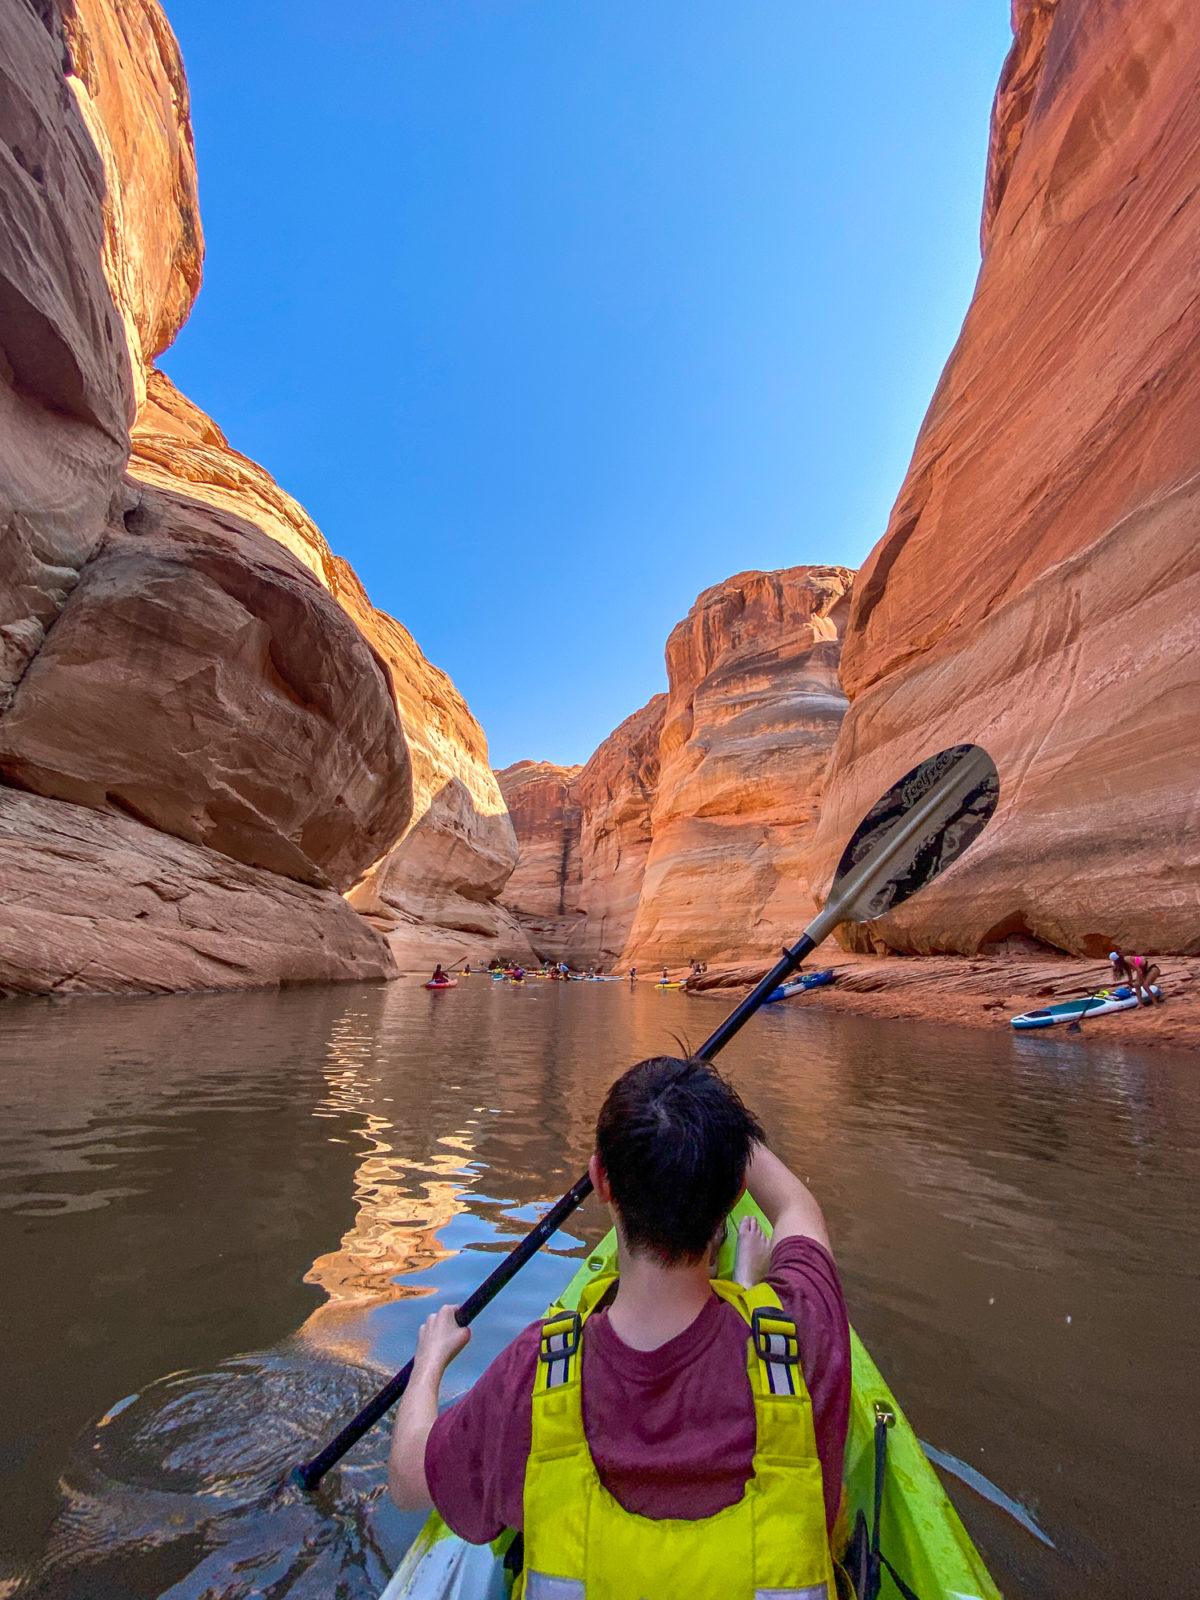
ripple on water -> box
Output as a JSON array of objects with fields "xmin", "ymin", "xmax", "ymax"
[{"xmin": 24, "ymin": 1347, "xmax": 402, "ymax": 1599}]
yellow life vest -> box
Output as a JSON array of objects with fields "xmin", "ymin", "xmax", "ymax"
[{"xmin": 516, "ymin": 1273, "xmax": 836, "ymax": 1600}]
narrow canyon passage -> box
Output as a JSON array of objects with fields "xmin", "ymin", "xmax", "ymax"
[{"xmin": 2, "ymin": 981, "xmax": 1196, "ymax": 1598}]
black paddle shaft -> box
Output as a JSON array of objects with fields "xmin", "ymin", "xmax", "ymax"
[{"xmin": 290, "ymin": 931, "xmax": 817, "ymax": 1492}]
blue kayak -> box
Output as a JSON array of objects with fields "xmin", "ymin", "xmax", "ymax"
[{"xmin": 764, "ymin": 969, "xmax": 835, "ymax": 1004}]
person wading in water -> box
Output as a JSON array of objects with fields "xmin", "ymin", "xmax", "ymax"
[{"xmin": 388, "ymin": 1056, "xmax": 849, "ymax": 1596}]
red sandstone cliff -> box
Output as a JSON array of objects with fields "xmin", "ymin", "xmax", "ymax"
[
  {"xmin": 0, "ymin": 0, "xmax": 522, "ymax": 992},
  {"xmin": 572, "ymin": 695, "xmax": 666, "ymax": 966},
  {"xmin": 500, "ymin": 568, "xmax": 850, "ymax": 971},
  {"xmin": 494, "ymin": 761, "xmax": 585, "ymax": 957},
  {"xmin": 813, "ymin": 0, "xmax": 1200, "ymax": 958},
  {"xmin": 623, "ymin": 567, "xmax": 852, "ymax": 967}
]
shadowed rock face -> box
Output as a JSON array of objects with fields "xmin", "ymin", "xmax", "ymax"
[
  {"xmin": 623, "ymin": 567, "xmax": 852, "ymax": 967},
  {"xmin": 494, "ymin": 761, "xmax": 585, "ymax": 957},
  {"xmin": 0, "ymin": 0, "xmax": 521, "ymax": 990},
  {"xmin": 0, "ymin": 788, "xmax": 395, "ymax": 996},
  {"xmin": 0, "ymin": 476, "xmax": 412, "ymax": 890},
  {"xmin": 0, "ymin": 0, "xmax": 133, "ymax": 709},
  {"xmin": 340, "ymin": 594, "xmax": 534, "ymax": 971},
  {"xmin": 814, "ymin": 0, "xmax": 1200, "ymax": 957}
]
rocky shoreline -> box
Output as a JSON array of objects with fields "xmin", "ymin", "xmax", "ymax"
[{"xmin": 686, "ymin": 953, "xmax": 1200, "ymax": 1054}]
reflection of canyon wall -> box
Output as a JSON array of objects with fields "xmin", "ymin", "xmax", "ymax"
[
  {"xmin": 0, "ymin": 1, "xmax": 521, "ymax": 992},
  {"xmin": 812, "ymin": 0, "xmax": 1200, "ymax": 958},
  {"xmin": 500, "ymin": 568, "xmax": 851, "ymax": 968}
]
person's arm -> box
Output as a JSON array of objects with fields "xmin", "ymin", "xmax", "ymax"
[
  {"xmin": 388, "ymin": 1304, "xmax": 470, "ymax": 1511},
  {"xmin": 745, "ymin": 1141, "xmax": 832, "ymax": 1255}
]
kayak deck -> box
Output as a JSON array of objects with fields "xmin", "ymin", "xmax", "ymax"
[{"xmin": 382, "ymin": 1194, "xmax": 1000, "ymax": 1599}]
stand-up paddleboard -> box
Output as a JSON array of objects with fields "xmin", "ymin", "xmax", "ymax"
[
  {"xmin": 764, "ymin": 968, "xmax": 836, "ymax": 1004},
  {"xmin": 1011, "ymin": 984, "xmax": 1159, "ymax": 1029}
]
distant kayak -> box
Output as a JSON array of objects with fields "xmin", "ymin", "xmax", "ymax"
[
  {"xmin": 423, "ymin": 979, "xmax": 457, "ymax": 991},
  {"xmin": 654, "ymin": 980, "xmax": 687, "ymax": 989},
  {"xmin": 1011, "ymin": 984, "xmax": 1159, "ymax": 1029},
  {"xmin": 764, "ymin": 969, "xmax": 836, "ymax": 1004}
]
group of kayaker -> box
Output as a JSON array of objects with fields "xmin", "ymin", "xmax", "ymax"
[{"xmin": 390, "ymin": 1056, "xmax": 844, "ymax": 1592}]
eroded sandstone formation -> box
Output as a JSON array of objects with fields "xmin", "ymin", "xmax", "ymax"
[
  {"xmin": 494, "ymin": 761, "xmax": 585, "ymax": 957},
  {"xmin": 623, "ymin": 567, "xmax": 852, "ymax": 967},
  {"xmin": 0, "ymin": 0, "xmax": 132, "ymax": 709},
  {"xmin": 0, "ymin": 787, "xmax": 393, "ymax": 995},
  {"xmin": 500, "ymin": 569, "xmax": 851, "ymax": 971},
  {"xmin": 813, "ymin": 0, "xmax": 1200, "ymax": 957},
  {"xmin": 572, "ymin": 694, "xmax": 666, "ymax": 966},
  {"xmin": 0, "ymin": 0, "xmax": 522, "ymax": 992},
  {"xmin": 342, "ymin": 596, "xmax": 534, "ymax": 971}
]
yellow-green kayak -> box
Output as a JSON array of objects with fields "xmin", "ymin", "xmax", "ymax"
[{"xmin": 382, "ymin": 1194, "xmax": 1001, "ymax": 1599}]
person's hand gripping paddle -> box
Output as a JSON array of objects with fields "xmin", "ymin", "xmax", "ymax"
[{"xmin": 292, "ymin": 741, "xmax": 999, "ymax": 1490}]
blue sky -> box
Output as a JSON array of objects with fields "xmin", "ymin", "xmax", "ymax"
[{"xmin": 162, "ymin": 2, "xmax": 1012, "ymax": 769}]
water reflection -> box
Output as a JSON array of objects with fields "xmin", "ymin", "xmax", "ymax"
[{"xmin": 0, "ymin": 980, "xmax": 1196, "ymax": 1599}]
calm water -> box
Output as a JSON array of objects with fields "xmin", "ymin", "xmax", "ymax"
[{"xmin": 1, "ymin": 978, "xmax": 1197, "ymax": 1598}]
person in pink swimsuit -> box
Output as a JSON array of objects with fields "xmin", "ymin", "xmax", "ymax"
[{"xmin": 1109, "ymin": 948, "xmax": 1163, "ymax": 1006}]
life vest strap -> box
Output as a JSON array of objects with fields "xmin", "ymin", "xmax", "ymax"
[
  {"xmin": 539, "ymin": 1310, "xmax": 582, "ymax": 1390},
  {"xmin": 750, "ymin": 1305, "xmax": 801, "ymax": 1396}
]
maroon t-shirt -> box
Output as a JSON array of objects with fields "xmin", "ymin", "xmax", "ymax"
[{"xmin": 425, "ymin": 1236, "xmax": 850, "ymax": 1543}]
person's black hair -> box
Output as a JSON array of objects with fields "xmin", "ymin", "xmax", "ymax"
[{"xmin": 595, "ymin": 1056, "xmax": 764, "ymax": 1264}]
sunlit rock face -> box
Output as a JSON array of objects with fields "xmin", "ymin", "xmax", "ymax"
[
  {"xmin": 0, "ymin": 0, "xmax": 522, "ymax": 989},
  {"xmin": 813, "ymin": 0, "xmax": 1200, "ymax": 957},
  {"xmin": 500, "ymin": 567, "xmax": 851, "ymax": 971},
  {"xmin": 60, "ymin": 0, "xmax": 203, "ymax": 410},
  {"xmin": 494, "ymin": 761, "xmax": 585, "ymax": 958},
  {"xmin": 622, "ymin": 567, "xmax": 852, "ymax": 968}
]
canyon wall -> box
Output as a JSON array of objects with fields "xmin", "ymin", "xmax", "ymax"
[
  {"xmin": 623, "ymin": 567, "xmax": 852, "ymax": 967},
  {"xmin": 0, "ymin": 0, "xmax": 521, "ymax": 993},
  {"xmin": 494, "ymin": 761, "xmax": 585, "ymax": 957},
  {"xmin": 572, "ymin": 694, "xmax": 666, "ymax": 966},
  {"xmin": 812, "ymin": 0, "xmax": 1200, "ymax": 957},
  {"xmin": 500, "ymin": 568, "xmax": 851, "ymax": 970}
]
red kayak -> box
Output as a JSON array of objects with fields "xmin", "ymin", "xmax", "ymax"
[{"xmin": 423, "ymin": 978, "xmax": 457, "ymax": 990}]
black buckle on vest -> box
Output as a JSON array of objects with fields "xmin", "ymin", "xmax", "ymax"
[
  {"xmin": 750, "ymin": 1305, "xmax": 800, "ymax": 1365},
  {"xmin": 539, "ymin": 1310, "xmax": 581, "ymax": 1363}
]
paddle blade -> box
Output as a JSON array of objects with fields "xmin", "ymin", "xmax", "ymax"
[{"xmin": 827, "ymin": 743, "xmax": 999, "ymax": 926}]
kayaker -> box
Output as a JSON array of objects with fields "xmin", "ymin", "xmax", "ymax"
[
  {"xmin": 430, "ymin": 963, "xmax": 448, "ymax": 985},
  {"xmin": 389, "ymin": 1056, "xmax": 848, "ymax": 1592},
  {"xmin": 1109, "ymin": 947, "xmax": 1163, "ymax": 1006}
]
